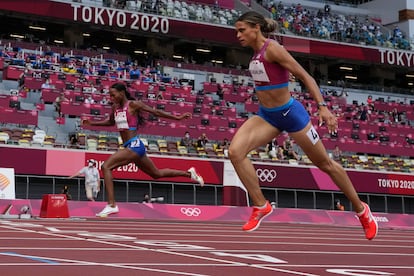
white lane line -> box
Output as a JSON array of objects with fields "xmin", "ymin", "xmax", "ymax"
[
  {"xmin": 0, "ymin": 263, "xmax": 412, "ymax": 270},
  {"xmin": 0, "ymin": 238, "xmax": 68, "ymax": 240},
  {"xmin": 0, "ymin": 247, "xmax": 411, "ymax": 257},
  {"xmin": 18, "ymin": 224, "xmax": 413, "ymax": 242},
  {"xmin": 1, "ymin": 235, "xmax": 413, "ymax": 247},
  {"xmin": 0, "ymin": 223, "xmax": 319, "ymax": 276},
  {"xmin": 0, "ymin": 250, "xmax": 208, "ymax": 276},
  {"xmin": 259, "ymin": 265, "xmax": 414, "ymax": 269},
  {"xmin": 0, "ymin": 224, "xmax": 206, "ymax": 276},
  {"xmin": 110, "ymin": 239, "xmax": 414, "ymax": 249}
]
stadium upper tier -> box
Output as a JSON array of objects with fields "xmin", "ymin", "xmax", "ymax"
[
  {"xmin": 1, "ymin": 57, "xmax": 413, "ymax": 161},
  {"xmin": 266, "ymin": 2, "xmax": 412, "ymax": 51},
  {"xmin": 65, "ymin": 0, "xmax": 412, "ymax": 51}
]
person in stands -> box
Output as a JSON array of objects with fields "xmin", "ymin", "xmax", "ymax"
[
  {"xmin": 229, "ymin": 11, "xmax": 377, "ymax": 240},
  {"xmin": 82, "ymin": 82, "xmax": 204, "ymax": 217}
]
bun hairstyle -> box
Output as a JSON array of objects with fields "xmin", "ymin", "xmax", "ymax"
[
  {"xmin": 264, "ymin": 18, "xmax": 279, "ymax": 34},
  {"xmin": 237, "ymin": 11, "xmax": 279, "ymax": 36}
]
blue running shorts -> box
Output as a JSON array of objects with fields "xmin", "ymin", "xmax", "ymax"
[
  {"xmin": 123, "ymin": 136, "xmax": 146, "ymax": 157},
  {"xmin": 257, "ymin": 97, "xmax": 310, "ymax": 132}
]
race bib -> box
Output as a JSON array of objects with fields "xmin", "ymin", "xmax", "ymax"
[{"xmin": 249, "ymin": 60, "xmax": 270, "ymax": 82}]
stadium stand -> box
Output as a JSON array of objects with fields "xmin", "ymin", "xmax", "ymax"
[{"xmin": 1, "ymin": 42, "xmax": 413, "ymax": 173}]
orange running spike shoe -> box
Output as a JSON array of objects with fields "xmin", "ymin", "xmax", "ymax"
[
  {"xmin": 242, "ymin": 201, "xmax": 273, "ymax": 232},
  {"xmin": 357, "ymin": 202, "xmax": 378, "ymax": 240}
]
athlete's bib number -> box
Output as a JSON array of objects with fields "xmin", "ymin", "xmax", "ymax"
[{"xmin": 249, "ymin": 60, "xmax": 270, "ymax": 82}]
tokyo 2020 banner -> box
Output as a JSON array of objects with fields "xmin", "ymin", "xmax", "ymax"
[
  {"xmin": 253, "ymin": 163, "xmax": 414, "ymax": 195},
  {"xmin": 0, "ymin": 146, "xmax": 413, "ymax": 195},
  {"xmin": 0, "ymin": 0, "xmax": 413, "ymax": 68}
]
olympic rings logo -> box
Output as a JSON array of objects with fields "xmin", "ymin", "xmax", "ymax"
[
  {"xmin": 180, "ymin": 207, "xmax": 201, "ymax": 217},
  {"xmin": 256, "ymin": 168, "xmax": 277, "ymax": 182}
]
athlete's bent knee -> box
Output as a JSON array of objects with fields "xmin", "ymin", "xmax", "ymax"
[
  {"xmin": 228, "ymin": 146, "xmax": 245, "ymax": 163},
  {"xmin": 316, "ymin": 159, "xmax": 337, "ymax": 173},
  {"xmin": 101, "ymin": 161, "xmax": 117, "ymax": 173},
  {"xmin": 101, "ymin": 161, "xmax": 110, "ymax": 172},
  {"xmin": 147, "ymin": 171, "xmax": 162, "ymax": 179}
]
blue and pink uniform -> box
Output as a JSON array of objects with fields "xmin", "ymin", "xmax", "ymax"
[
  {"xmin": 249, "ymin": 39, "xmax": 310, "ymax": 132},
  {"xmin": 114, "ymin": 101, "xmax": 146, "ymax": 156}
]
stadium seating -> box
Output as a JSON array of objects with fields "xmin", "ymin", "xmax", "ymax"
[
  {"xmin": 265, "ymin": 2, "xmax": 412, "ymax": 50},
  {"xmin": 1, "ymin": 39, "xmax": 413, "ymax": 174},
  {"xmin": 0, "ymin": 132, "xmax": 10, "ymax": 144}
]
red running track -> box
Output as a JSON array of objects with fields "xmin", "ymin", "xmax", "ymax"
[{"xmin": 0, "ymin": 218, "xmax": 413, "ymax": 276}]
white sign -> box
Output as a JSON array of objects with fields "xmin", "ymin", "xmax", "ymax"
[{"xmin": 0, "ymin": 168, "xmax": 15, "ymax": 199}]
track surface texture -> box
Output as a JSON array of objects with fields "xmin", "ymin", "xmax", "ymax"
[{"xmin": 0, "ymin": 219, "xmax": 412, "ymax": 276}]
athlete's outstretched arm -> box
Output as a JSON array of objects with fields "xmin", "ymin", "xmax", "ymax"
[{"xmin": 130, "ymin": 100, "xmax": 192, "ymax": 121}]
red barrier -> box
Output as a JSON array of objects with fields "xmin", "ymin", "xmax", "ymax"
[{"xmin": 39, "ymin": 194, "xmax": 70, "ymax": 218}]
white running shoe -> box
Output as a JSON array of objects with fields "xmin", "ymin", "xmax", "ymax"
[
  {"xmin": 96, "ymin": 204, "xmax": 119, "ymax": 217},
  {"xmin": 188, "ymin": 167, "xmax": 204, "ymax": 187}
]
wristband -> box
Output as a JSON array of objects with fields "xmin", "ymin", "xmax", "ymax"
[{"xmin": 317, "ymin": 102, "xmax": 328, "ymax": 108}]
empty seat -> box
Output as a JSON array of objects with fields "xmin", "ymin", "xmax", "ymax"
[
  {"xmin": 157, "ymin": 139, "xmax": 167, "ymax": 148},
  {"xmin": 18, "ymin": 139, "xmax": 31, "ymax": 147},
  {"xmin": 0, "ymin": 132, "xmax": 10, "ymax": 144},
  {"xmin": 140, "ymin": 137, "xmax": 148, "ymax": 147},
  {"xmin": 35, "ymin": 129, "xmax": 46, "ymax": 137},
  {"xmin": 178, "ymin": 146, "xmax": 188, "ymax": 155},
  {"xmin": 32, "ymin": 134, "xmax": 45, "ymax": 146},
  {"xmin": 148, "ymin": 143, "xmax": 159, "ymax": 152},
  {"xmin": 86, "ymin": 139, "xmax": 98, "ymax": 151},
  {"xmin": 43, "ymin": 141, "xmax": 54, "ymax": 148}
]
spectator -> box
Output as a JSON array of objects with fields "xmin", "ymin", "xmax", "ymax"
[
  {"xmin": 156, "ymin": 90, "xmax": 164, "ymax": 100},
  {"xmin": 142, "ymin": 194, "xmax": 150, "ymax": 203},
  {"xmin": 180, "ymin": 131, "xmax": 193, "ymax": 147},
  {"xmin": 41, "ymin": 79, "xmax": 53, "ymax": 89},
  {"xmin": 90, "ymin": 84, "xmax": 98, "ymax": 94},
  {"xmin": 18, "ymin": 69, "xmax": 27, "ymax": 89},
  {"xmin": 283, "ymin": 137, "xmax": 301, "ymax": 160},
  {"xmin": 171, "ymin": 76, "xmax": 181, "ymax": 88},
  {"xmin": 196, "ymin": 133, "xmax": 209, "ymax": 148},
  {"xmin": 366, "ymin": 95, "xmax": 374, "ymax": 108},
  {"xmin": 54, "ymin": 93, "xmax": 69, "ymax": 117},
  {"xmin": 61, "ymin": 185, "xmax": 72, "ymax": 200},
  {"xmin": 383, "ymin": 113, "xmax": 391, "ymax": 125},
  {"xmin": 69, "ymin": 133, "xmax": 79, "ymax": 148},
  {"xmin": 305, "ymin": 102, "xmax": 313, "ymax": 116},
  {"xmin": 359, "ymin": 105, "xmax": 370, "ymax": 121},
  {"xmin": 100, "ymin": 97, "xmax": 109, "ymax": 105},
  {"xmin": 84, "ymin": 95, "xmax": 95, "ymax": 104},
  {"xmin": 218, "ymin": 138, "xmax": 230, "ymax": 150},
  {"xmin": 390, "ymin": 108, "xmax": 400, "ymax": 123},
  {"xmin": 69, "ymin": 159, "xmax": 101, "ymax": 201},
  {"xmin": 335, "ymin": 199, "xmax": 345, "ymax": 211},
  {"xmin": 218, "ymin": 138, "xmax": 231, "ymax": 157},
  {"xmin": 276, "ymin": 146, "xmax": 285, "ymax": 160},
  {"xmin": 129, "ymin": 66, "xmax": 141, "ymax": 79},
  {"xmin": 266, "ymin": 138, "xmax": 278, "ymax": 158},
  {"xmin": 332, "ymin": 144, "xmax": 343, "ymax": 161}
]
